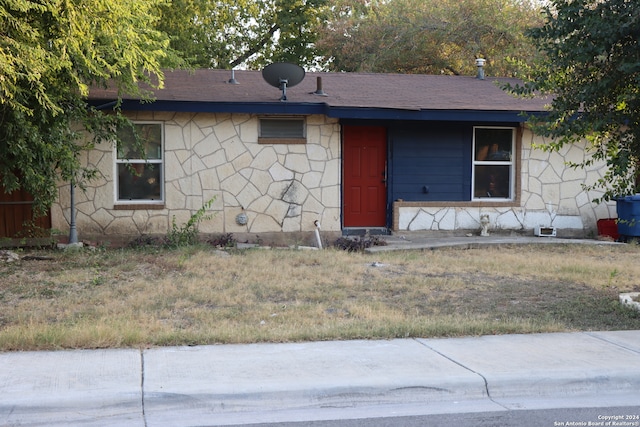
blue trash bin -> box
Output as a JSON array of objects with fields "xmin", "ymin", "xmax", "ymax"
[{"xmin": 616, "ymin": 195, "xmax": 640, "ymax": 239}]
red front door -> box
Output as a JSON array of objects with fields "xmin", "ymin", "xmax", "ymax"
[{"xmin": 343, "ymin": 126, "xmax": 387, "ymax": 227}]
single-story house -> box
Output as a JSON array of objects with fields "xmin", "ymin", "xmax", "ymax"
[{"xmin": 6, "ymin": 66, "xmax": 618, "ymax": 244}]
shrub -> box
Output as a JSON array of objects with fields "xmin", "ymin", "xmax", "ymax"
[
  {"xmin": 127, "ymin": 235, "xmax": 164, "ymax": 248},
  {"xmin": 334, "ymin": 234, "xmax": 387, "ymax": 252},
  {"xmin": 207, "ymin": 233, "xmax": 237, "ymax": 249},
  {"xmin": 164, "ymin": 198, "xmax": 216, "ymax": 248}
]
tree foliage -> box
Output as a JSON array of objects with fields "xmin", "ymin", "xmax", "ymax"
[
  {"xmin": 507, "ymin": 0, "xmax": 640, "ymax": 202},
  {"xmin": 0, "ymin": 0, "xmax": 179, "ymax": 214},
  {"xmin": 157, "ymin": 0, "xmax": 329, "ymax": 69},
  {"xmin": 315, "ymin": 0, "xmax": 544, "ymax": 76}
]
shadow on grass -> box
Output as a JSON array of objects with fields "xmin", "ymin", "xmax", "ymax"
[{"xmin": 432, "ymin": 278, "xmax": 640, "ymax": 331}]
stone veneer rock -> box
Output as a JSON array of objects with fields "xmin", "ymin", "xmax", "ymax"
[{"xmin": 52, "ymin": 112, "xmax": 341, "ymax": 239}]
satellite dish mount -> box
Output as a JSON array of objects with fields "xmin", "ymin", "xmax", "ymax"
[
  {"xmin": 279, "ymin": 78, "xmax": 290, "ymax": 101},
  {"xmin": 262, "ymin": 63, "xmax": 305, "ymax": 101}
]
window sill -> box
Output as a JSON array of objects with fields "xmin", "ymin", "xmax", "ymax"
[
  {"xmin": 394, "ymin": 200, "xmax": 519, "ymax": 208},
  {"xmin": 114, "ymin": 203, "xmax": 165, "ymax": 210},
  {"xmin": 258, "ymin": 137, "xmax": 306, "ymax": 144}
]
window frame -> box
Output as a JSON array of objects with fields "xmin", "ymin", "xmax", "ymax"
[
  {"xmin": 471, "ymin": 126, "xmax": 516, "ymax": 202},
  {"xmin": 258, "ymin": 116, "xmax": 307, "ymax": 144},
  {"xmin": 114, "ymin": 121, "xmax": 165, "ymax": 207}
]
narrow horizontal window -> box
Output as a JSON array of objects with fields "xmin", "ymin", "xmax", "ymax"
[{"xmin": 259, "ymin": 117, "xmax": 306, "ymax": 143}]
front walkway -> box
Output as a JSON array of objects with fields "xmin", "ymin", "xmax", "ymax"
[{"xmin": 369, "ymin": 233, "xmax": 620, "ymax": 252}]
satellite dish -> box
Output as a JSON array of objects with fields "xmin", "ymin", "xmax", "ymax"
[{"xmin": 262, "ymin": 63, "xmax": 305, "ymax": 101}]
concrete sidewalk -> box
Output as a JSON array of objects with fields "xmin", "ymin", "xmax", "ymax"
[{"xmin": 1, "ymin": 331, "xmax": 639, "ymax": 426}]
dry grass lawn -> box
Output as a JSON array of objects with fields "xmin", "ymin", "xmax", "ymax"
[{"xmin": 1, "ymin": 243, "xmax": 640, "ymax": 351}]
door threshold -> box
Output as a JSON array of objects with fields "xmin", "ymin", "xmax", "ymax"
[{"xmin": 342, "ymin": 227, "xmax": 389, "ymax": 236}]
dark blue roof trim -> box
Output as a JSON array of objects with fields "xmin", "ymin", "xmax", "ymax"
[
  {"xmin": 326, "ymin": 107, "xmax": 540, "ymax": 122},
  {"xmin": 111, "ymin": 100, "xmax": 328, "ymax": 115},
  {"xmin": 90, "ymin": 99, "xmax": 543, "ymax": 123}
]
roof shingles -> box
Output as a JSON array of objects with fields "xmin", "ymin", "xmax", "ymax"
[{"xmin": 89, "ymin": 69, "xmax": 549, "ymax": 115}]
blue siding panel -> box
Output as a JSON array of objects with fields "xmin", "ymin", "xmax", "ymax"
[{"xmin": 390, "ymin": 124, "xmax": 472, "ymax": 202}]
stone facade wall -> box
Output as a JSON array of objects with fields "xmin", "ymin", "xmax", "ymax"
[
  {"xmin": 394, "ymin": 128, "xmax": 616, "ymax": 237},
  {"xmin": 52, "ymin": 117, "xmax": 616, "ymax": 242},
  {"xmin": 52, "ymin": 112, "xmax": 342, "ymax": 242}
]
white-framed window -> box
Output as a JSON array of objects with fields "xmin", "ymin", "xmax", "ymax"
[
  {"xmin": 258, "ymin": 116, "xmax": 306, "ymax": 144},
  {"xmin": 472, "ymin": 126, "xmax": 515, "ymax": 200},
  {"xmin": 115, "ymin": 122, "xmax": 164, "ymax": 203}
]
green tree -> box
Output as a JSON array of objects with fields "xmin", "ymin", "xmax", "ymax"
[
  {"xmin": 0, "ymin": 0, "xmax": 179, "ymax": 215},
  {"xmin": 316, "ymin": 0, "xmax": 544, "ymax": 76},
  {"xmin": 507, "ymin": 0, "xmax": 640, "ymax": 202},
  {"xmin": 157, "ymin": 0, "xmax": 329, "ymax": 69}
]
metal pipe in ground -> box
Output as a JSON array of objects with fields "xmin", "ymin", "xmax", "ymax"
[{"xmin": 313, "ymin": 220, "xmax": 323, "ymax": 249}]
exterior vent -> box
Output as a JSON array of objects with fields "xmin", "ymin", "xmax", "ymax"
[
  {"xmin": 313, "ymin": 76, "xmax": 328, "ymax": 96},
  {"xmin": 475, "ymin": 58, "xmax": 486, "ymax": 80}
]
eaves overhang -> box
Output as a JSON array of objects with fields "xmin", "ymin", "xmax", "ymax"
[
  {"xmin": 89, "ymin": 98, "xmax": 546, "ymax": 123},
  {"xmin": 110, "ymin": 100, "xmax": 330, "ymax": 116},
  {"xmin": 325, "ymin": 107, "xmax": 546, "ymax": 122}
]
